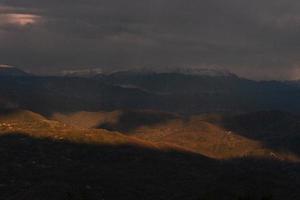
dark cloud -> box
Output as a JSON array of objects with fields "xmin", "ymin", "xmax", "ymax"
[{"xmin": 0, "ymin": 0, "xmax": 300, "ymax": 79}]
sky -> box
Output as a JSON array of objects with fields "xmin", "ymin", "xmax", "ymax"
[{"xmin": 0, "ymin": 0, "xmax": 300, "ymax": 80}]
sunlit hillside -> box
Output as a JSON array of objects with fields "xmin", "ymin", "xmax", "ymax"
[
  {"xmin": 1, "ymin": 109, "xmax": 300, "ymax": 200},
  {"xmin": 51, "ymin": 110, "xmax": 300, "ymax": 162}
]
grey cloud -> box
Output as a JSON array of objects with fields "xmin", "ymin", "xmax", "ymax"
[{"xmin": 1, "ymin": 0, "xmax": 300, "ymax": 79}]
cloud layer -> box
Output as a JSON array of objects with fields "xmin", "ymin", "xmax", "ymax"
[{"xmin": 0, "ymin": 0, "xmax": 300, "ymax": 79}]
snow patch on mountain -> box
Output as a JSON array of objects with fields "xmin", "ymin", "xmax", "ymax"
[
  {"xmin": 62, "ymin": 68, "xmax": 103, "ymax": 77},
  {"xmin": 110, "ymin": 67, "xmax": 237, "ymax": 77}
]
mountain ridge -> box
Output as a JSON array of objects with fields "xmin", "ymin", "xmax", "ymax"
[{"xmin": 0, "ymin": 65, "xmax": 30, "ymax": 77}]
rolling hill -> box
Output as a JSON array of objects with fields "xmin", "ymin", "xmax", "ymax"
[
  {"xmin": 52, "ymin": 109, "xmax": 300, "ymax": 161},
  {"xmin": 1, "ymin": 109, "xmax": 300, "ymax": 199},
  {"xmin": 0, "ymin": 109, "xmax": 160, "ymax": 149}
]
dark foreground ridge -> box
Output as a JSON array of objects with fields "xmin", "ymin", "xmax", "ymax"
[{"xmin": 0, "ymin": 132, "xmax": 299, "ymax": 200}]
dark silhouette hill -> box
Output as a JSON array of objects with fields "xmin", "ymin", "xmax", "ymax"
[{"xmin": 3, "ymin": 133, "xmax": 298, "ymax": 200}]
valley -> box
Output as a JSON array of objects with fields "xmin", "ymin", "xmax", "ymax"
[{"xmin": 1, "ymin": 68, "xmax": 300, "ymax": 199}]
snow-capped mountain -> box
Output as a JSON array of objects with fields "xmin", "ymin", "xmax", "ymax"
[{"xmin": 61, "ymin": 68, "xmax": 103, "ymax": 77}]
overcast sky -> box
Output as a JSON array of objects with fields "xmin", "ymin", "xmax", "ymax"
[{"xmin": 1, "ymin": 0, "xmax": 300, "ymax": 80}]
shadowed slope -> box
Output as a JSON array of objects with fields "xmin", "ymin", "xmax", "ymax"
[
  {"xmin": 73, "ymin": 110, "xmax": 299, "ymax": 161},
  {"xmin": 0, "ymin": 133, "xmax": 212, "ymax": 200},
  {"xmin": 52, "ymin": 111, "xmax": 122, "ymax": 129},
  {"xmin": 97, "ymin": 110, "xmax": 178, "ymax": 132},
  {"xmin": 222, "ymin": 111, "xmax": 300, "ymax": 156},
  {"xmin": 52, "ymin": 110, "xmax": 178, "ymax": 132},
  {"xmin": 0, "ymin": 133, "xmax": 299, "ymax": 199}
]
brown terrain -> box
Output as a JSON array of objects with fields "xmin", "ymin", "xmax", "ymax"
[
  {"xmin": 1, "ymin": 109, "xmax": 300, "ymax": 200},
  {"xmin": 53, "ymin": 110, "xmax": 300, "ymax": 161}
]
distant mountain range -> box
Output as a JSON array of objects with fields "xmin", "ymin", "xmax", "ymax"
[
  {"xmin": 58, "ymin": 67, "xmax": 237, "ymax": 78},
  {"xmin": 1, "ymin": 66, "xmax": 300, "ymax": 115},
  {"xmin": 2, "ymin": 67, "xmax": 300, "ymax": 199}
]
